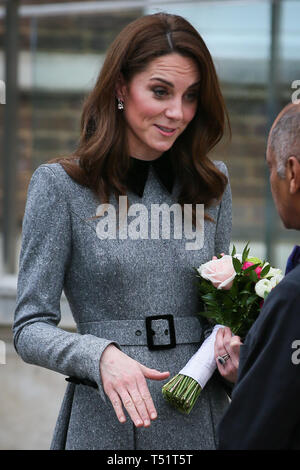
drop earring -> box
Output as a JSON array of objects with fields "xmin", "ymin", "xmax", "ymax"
[{"xmin": 117, "ymin": 98, "xmax": 124, "ymax": 110}]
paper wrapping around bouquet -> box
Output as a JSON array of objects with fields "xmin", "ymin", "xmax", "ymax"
[{"xmin": 179, "ymin": 324, "xmax": 224, "ymax": 389}]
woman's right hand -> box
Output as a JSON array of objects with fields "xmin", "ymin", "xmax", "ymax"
[{"xmin": 100, "ymin": 344, "xmax": 170, "ymax": 427}]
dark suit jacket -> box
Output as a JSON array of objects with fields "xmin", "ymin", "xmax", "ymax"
[{"xmin": 218, "ymin": 264, "xmax": 300, "ymax": 449}]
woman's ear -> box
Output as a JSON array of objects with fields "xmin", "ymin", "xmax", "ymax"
[
  {"xmin": 287, "ymin": 156, "xmax": 300, "ymax": 194},
  {"xmin": 115, "ymin": 74, "xmax": 127, "ymax": 101}
]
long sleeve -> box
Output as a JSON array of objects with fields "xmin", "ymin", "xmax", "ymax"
[
  {"xmin": 13, "ymin": 165, "xmax": 117, "ymax": 402},
  {"xmin": 218, "ymin": 270, "xmax": 300, "ymax": 449},
  {"xmin": 214, "ymin": 161, "xmax": 232, "ymax": 257}
]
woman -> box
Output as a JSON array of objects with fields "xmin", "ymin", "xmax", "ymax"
[{"xmin": 13, "ymin": 13, "xmax": 236, "ymax": 450}]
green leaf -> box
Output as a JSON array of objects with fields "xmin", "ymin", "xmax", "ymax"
[
  {"xmin": 229, "ymin": 280, "xmax": 239, "ymax": 298},
  {"xmin": 197, "ymin": 310, "xmax": 219, "ymax": 320},
  {"xmin": 260, "ymin": 264, "xmax": 271, "ymax": 278},
  {"xmin": 239, "ymin": 289, "xmax": 252, "ymax": 295},
  {"xmin": 242, "ymin": 242, "xmax": 250, "ymax": 263},
  {"xmin": 246, "ymin": 294, "xmax": 258, "ymax": 306},
  {"xmin": 201, "ymin": 296, "xmax": 220, "ymax": 310},
  {"xmin": 249, "ymin": 270, "xmax": 258, "ymax": 282},
  {"xmin": 222, "ymin": 296, "xmax": 234, "ymax": 309},
  {"xmin": 245, "ymin": 281, "xmax": 253, "ymax": 291},
  {"xmin": 197, "ymin": 278, "xmax": 214, "ymax": 291},
  {"xmin": 201, "ymin": 293, "xmax": 217, "ymax": 302},
  {"xmin": 232, "ymin": 257, "xmax": 242, "ymax": 273},
  {"xmin": 231, "ymin": 245, "xmax": 237, "ymax": 257}
]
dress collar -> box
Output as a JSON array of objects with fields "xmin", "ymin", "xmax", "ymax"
[{"xmin": 125, "ymin": 152, "xmax": 175, "ymax": 197}]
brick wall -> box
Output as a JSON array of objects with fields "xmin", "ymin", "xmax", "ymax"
[{"xmin": 0, "ymin": 6, "xmax": 293, "ymax": 241}]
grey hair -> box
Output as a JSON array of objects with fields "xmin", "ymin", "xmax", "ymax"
[{"xmin": 269, "ymin": 106, "xmax": 300, "ymax": 178}]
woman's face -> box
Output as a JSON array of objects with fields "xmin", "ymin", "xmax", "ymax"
[{"xmin": 118, "ymin": 53, "xmax": 200, "ymax": 160}]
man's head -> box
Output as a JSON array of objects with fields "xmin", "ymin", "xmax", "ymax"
[{"xmin": 266, "ymin": 103, "xmax": 300, "ymax": 229}]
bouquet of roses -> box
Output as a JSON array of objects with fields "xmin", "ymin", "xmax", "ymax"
[{"xmin": 162, "ymin": 243, "xmax": 283, "ymax": 414}]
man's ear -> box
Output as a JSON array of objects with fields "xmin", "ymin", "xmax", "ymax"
[
  {"xmin": 115, "ymin": 74, "xmax": 127, "ymax": 101},
  {"xmin": 287, "ymin": 156, "xmax": 300, "ymax": 194}
]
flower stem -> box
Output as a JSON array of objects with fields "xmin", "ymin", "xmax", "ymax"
[{"xmin": 162, "ymin": 374, "xmax": 202, "ymax": 414}]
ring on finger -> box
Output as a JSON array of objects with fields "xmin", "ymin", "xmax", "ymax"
[{"xmin": 217, "ymin": 353, "xmax": 230, "ymax": 365}]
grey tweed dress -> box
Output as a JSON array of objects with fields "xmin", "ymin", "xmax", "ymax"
[{"xmin": 13, "ymin": 158, "xmax": 232, "ymax": 450}]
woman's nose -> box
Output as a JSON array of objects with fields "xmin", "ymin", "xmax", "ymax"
[{"xmin": 165, "ymin": 98, "xmax": 183, "ymax": 121}]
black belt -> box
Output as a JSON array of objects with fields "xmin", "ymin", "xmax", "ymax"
[{"xmin": 66, "ymin": 314, "xmax": 202, "ymax": 389}]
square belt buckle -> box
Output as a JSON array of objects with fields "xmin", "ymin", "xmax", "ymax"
[{"xmin": 145, "ymin": 314, "xmax": 176, "ymax": 350}]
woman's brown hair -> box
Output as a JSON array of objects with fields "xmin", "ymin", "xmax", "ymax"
[{"xmin": 48, "ymin": 12, "xmax": 230, "ymax": 223}]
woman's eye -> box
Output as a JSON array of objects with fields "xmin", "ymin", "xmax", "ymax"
[
  {"xmin": 153, "ymin": 87, "xmax": 168, "ymax": 98},
  {"xmin": 185, "ymin": 92, "xmax": 198, "ymax": 102}
]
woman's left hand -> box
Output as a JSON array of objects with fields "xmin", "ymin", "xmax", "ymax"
[{"xmin": 214, "ymin": 327, "xmax": 243, "ymax": 384}]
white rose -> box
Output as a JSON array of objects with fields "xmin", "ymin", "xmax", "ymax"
[
  {"xmin": 270, "ymin": 273, "xmax": 284, "ymax": 287},
  {"xmin": 255, "ymin": 278, "xmax": 273, "ymax": 298},
  {"xmin": 267, "ymin": 267, "xmax": 283, "ymax": 278}
]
